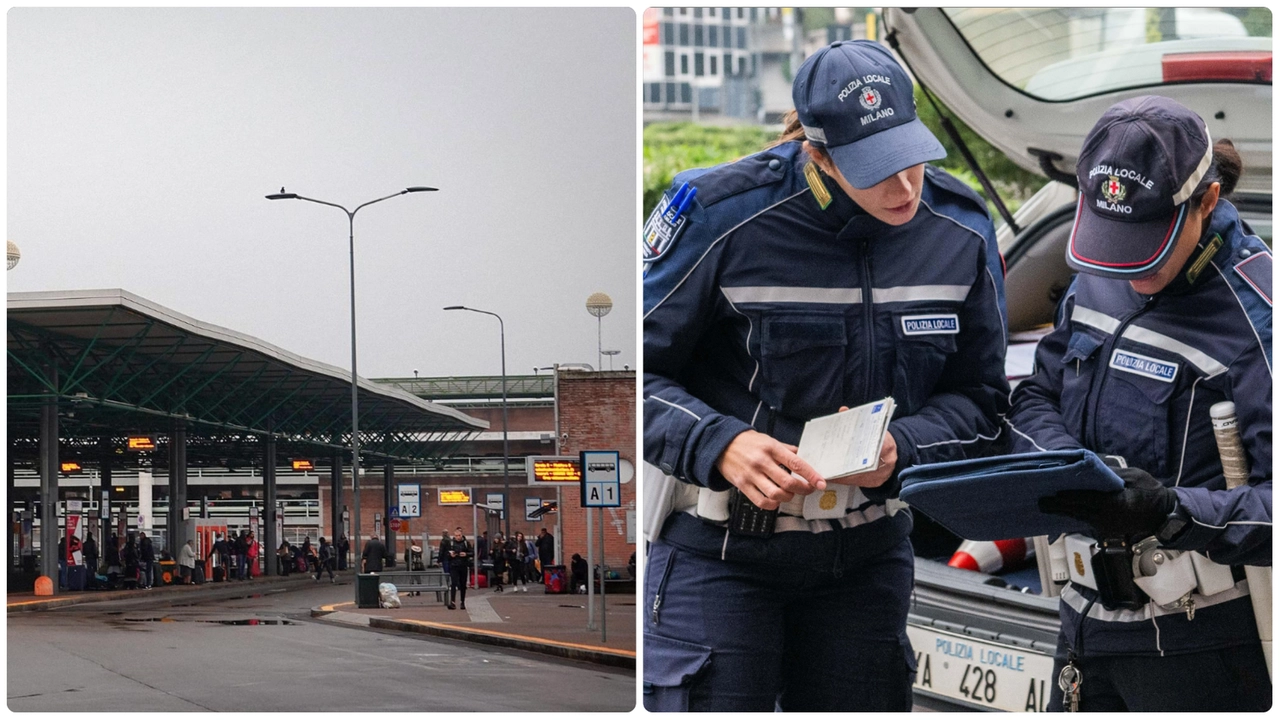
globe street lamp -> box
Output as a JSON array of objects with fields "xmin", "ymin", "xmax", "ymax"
[
  {"xmin": 7, "ymin": 240, "xmax": 21, "ymax": 271},
  {"xmin": 268, "ymin": 186, "xmax": 436, "ymax": 563},
  {"xmin": 444, "ymin": 305, "xmax": 511, "ymax": 540},
  {"xmin": 586, "ymin": 292, "xmax": 612, "ymax": 371}
]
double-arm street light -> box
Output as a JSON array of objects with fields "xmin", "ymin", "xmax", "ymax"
[
  {"xmin": 443, "ymin": 305, "xmax": 511, "ymax": 540},
  {"xmin": 268, "ymin": 185, "xmax": 437, "ymax": 565}
]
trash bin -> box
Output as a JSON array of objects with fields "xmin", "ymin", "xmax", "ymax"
[
  {"xmin": 159, "ymin": 559, "xmax": 178, "ymax": 585},
  {"xmin": 543, "ymin": 564, "xmax": 567, "ymax": 594},
  {"xmin": 356, "ymin": 573, "xmax": 382, "ymax": 608}
]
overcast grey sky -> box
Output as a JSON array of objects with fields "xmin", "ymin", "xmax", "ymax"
[{"xmin": 8, "ymin": 7, "xmax": 636, "ymax": 379}]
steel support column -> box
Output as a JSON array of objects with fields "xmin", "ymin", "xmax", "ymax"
[
  {"xmin": 39, "ymin": 374, "xmax": 59, "ymax": 591},
  {"xmin": 384, "ymin": 462, "xmax": 396, "ymax": 561},
  {"xmin": 98, "ymin": 457, "xmax": 111, "ymax": 553},
  {"xmin": 8, "ymin": 438, "xmax": 16, "ymax": 574},
  {"xmin": 330, "ymin": 451, "xmax": 343, "ymax": 553},
  {"xmin": 263, "ymin": 433, "xmax": 277, "ymax": 577},
  {"xmin": 167, "ymin": 420, "xmax": 187, "ymax": 557}
]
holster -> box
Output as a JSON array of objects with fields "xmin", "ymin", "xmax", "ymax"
[{"xmin": 1091, "ymin": 537, "xmax": 1148, "ymax": 611}]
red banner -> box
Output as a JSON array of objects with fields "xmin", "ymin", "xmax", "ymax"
[{"xmin": 65, "ymin": 514, "xmax": 80, "ymax": 563}]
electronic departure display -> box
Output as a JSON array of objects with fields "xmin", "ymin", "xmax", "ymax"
[{"xmin": 525, "ymin": 456, "xmax": 582, "ymax": 485}]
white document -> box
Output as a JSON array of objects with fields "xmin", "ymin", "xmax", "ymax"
[{"xmin": 796, "ymin": 398, "xmax": 895, "ymax": 520}]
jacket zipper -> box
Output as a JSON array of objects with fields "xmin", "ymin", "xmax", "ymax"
[
  {"xmin": 651, "ymin": 550, "xmax": 679, "ymax": 626},
  {"xmin": 1084, "ymin": 297, "xmax": 1155, "ymax": 451}
]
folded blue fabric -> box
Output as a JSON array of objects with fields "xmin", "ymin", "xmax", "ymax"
[{"xmin": 898, "ymin": 450, "xmax": 1124, "ymax": 541}]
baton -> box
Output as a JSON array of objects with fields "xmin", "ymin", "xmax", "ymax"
[{"xmin": 1210, "ymin": 401, "xmax": 1272, "ymax": 678}]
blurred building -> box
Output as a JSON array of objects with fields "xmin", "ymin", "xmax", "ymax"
[{"xmin": 643, "ymin": 7, "xmax": 879, "ymax": 125}]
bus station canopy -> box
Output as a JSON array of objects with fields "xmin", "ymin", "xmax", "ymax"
[{"xmin": 7, "ymin": 289, "xmax": 488, "ymax": 469}]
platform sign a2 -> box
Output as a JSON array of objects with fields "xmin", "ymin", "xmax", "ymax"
[
  {"xmin": 580, "ymin": 450, "xmax": 621, "ymax": 508},
  {"xmin": 398, "ymin": 484, "xmax": 421, "ymax": 518}
]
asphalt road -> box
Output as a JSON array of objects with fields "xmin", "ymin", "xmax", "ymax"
[{"xmin": 7, "ymin": 582, "xmax": 635, "ymax": 712}]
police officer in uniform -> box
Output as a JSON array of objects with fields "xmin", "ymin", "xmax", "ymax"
[
  {"xmin": 1008, "ymin": 96, "xmax": 1271, "ymax": 712},
  {"xmin": 642, "ymin": 40, "xmax": 1009, "ymax": 711}
]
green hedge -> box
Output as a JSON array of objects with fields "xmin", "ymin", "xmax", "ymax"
[{"xmin": 644, "ymin": 86, "xmax": 1048, "ymax": 223}]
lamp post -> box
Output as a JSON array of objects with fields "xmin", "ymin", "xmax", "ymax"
[
  {"xmin": 267, "ymin": 186, "xmax": 436, "ymax": 563},
  {"xmin": 444, "ymin": 305, "xmax": 511, "ymax": 539},
  {"xmin": 586, "ymin": 292, "xmax": 612, "ymax": 371},
  {"xmin": 602, "ymin": 349, "xmax": 620, "ymax": 370}
]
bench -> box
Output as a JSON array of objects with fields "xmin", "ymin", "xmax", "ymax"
[{"xmin": 371, "ymin": 569, "xmax": 451, "ymax": 603}]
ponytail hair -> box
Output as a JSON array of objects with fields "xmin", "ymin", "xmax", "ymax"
[
  {"xmin": 1191, "ymin": 139, "xmax": 1243, "ymax": 203},
  {"xmin": 769, "ymin": 109, "xmax": 832, "ymax": 165},
  {"xmin": 770, "ymin": 110, "xmax": 806, "ymax": 148}
]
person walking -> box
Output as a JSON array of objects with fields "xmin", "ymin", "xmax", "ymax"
[
  {"xmin": 490, "ymin": 537, "xmax": 506, "ymax": 593},
  {"xmin": 445, "ymin": 527, "xmax": 473, "ymax": 610},
  {"xmin": 137, "ymin": 532, "xmax": 155, "ymax": 589},
  {"xmin": 361, "ymin": 534, "xmax": 388, "ymax": 573},
  {"xmin": 82, "ymin": 532, "xmax": 99, "ymax": 576},
  {"xmin": 246, "ymin": 531, "xmax": 259, "ymax": 578},
  {"xmin": 535, "ymin": 527, "xmax": 555, "ymax": 579},
  {"xmin": 641, "ymin": 39, "xmax": 1007, "ymax": 711},
  {"xmin": 233, "ymin": 531, "xmax": 249, "ymax": 580},
  {"xmin": 178, "ymin": 539, "xmax": 197, "ymax": 584},
  {"xmin": 1008, "ymin": 96, "xmax": 1271, "ymax": 712},
  {"xmin": 438, "ymin": 530, "xmax": 452, "ymax": 573},
  {"xmin": 315, "ymin": 536, "xmax": 336, "ymax": 583}
]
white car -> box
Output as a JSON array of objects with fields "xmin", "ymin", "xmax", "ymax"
[{"xmin": 884, "ymin": 7, "xmax": 1271, "ymax": 711}]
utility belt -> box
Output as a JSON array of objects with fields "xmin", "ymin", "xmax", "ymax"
[
  {"xmin": 689, "ymin": 487, "xmax": 901, "ymax": 539},
  {"xmin": 1057, "ymin": 533, "xmax": 1242, "ymax": 614}
]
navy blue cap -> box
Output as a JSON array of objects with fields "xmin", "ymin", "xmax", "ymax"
[
  {"xmin": 1067, "ymin": 96, "xmax": 1213, "ymax": 279},
  {"xmin": 793, "ymin": 40, "xmax": 945, "ymax": 190}
]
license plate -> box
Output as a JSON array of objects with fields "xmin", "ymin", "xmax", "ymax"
[{"xmin": 906, "ymin": 624, "xmax": 1056, "ymax": 712}]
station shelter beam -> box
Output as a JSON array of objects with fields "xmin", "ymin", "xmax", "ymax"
[
  {"xmin": 167, "ymin": 420, "xmax": 188, "ymax": 557},
  {"xmin": 263, "ymin": 432, "xmax": 277, "ymax": 577},
  {"xmin": 383, "ymin": 462, "xmax": 395, "ymax": 561},
  {"xmin": 330, "ymin": 450, "xmax": 343, "ymax": 561},
  {"xmin": 8, "ymin": 437, "xmax": 16, "ymax": 574},
  {"xmin": 98, "ymin": 444, "xmax": 111, "ymax": 550},
  {"xmin": 39, "ymin": 352, "xmax": 59, "ymax": 592}
]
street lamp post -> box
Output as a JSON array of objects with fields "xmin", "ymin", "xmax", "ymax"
[
  {"xmin": 444, "ymin": 305, "xmax": 510, "ymax": 540},
  {"xmin": 268, "ymin": 186, "xmax": 436, "ymax": 564}
]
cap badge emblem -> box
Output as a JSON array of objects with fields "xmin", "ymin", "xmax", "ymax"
[
  {"xmin": 858, "ymin": 87, "xmax": 882, "ymax": 111},
  {"xmin": 1102, "ymin": 176, "xmax": 1127, "ymax": 204}
]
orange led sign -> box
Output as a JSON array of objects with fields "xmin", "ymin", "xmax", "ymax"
[
  {"xmin": 60, "ymin": 461, "xmax": 83, "ymax": 474},
  {"xmin": 292, "ymin": 459, "xmax": 315, "ymax": 471},
  {"xmin": 526, "ymin": 456, "xmax": 582, "ymax": 485},
  {"xmin": 437, "ymin": 488, "xmax": 473, "ymax": 506},
  {"xmin": 127, "ymin": 436, "xmax": 156, "ymax": 451}
]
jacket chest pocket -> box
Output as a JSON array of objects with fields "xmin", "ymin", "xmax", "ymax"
[
  {"xmin": 891, "ymin": 311, "xmax": 959, "ymax": 415},
  {"xmin": 1098, "ymin": 347, "xmax": 1181, "ymax": 476},
  {"xmin": 759, "ymin": 314, "xmax": 847, "ymax": 419},
  {"xmin": 1059, "ymin": 330, "xmax": 1105, "ymax": 430}
]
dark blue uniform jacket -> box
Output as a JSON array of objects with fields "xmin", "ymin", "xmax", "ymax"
[
  {"xmin": 1009, "ymin": 199, "xmax": 1272, "ymax": 656},
  {"xmin": 644, "ymin": 142, "xmax": 1010, "ymax": 530}
]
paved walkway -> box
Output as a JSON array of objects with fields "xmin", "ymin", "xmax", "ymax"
[
  {"xmin": 314, "ymin": 583, "xmax": 636, "ymax": 668},
  {"xmin": 7, "ymin": 571, "xmax": 636, "ymax": 669},
  {"xmin": 6, "ymin": 570, "xmax": 328, "ymax": 612}
]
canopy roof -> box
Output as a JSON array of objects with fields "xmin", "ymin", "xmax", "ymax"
[{"xmin": 8, "ymin": 289, "xmax": 487, "ymax": 468}]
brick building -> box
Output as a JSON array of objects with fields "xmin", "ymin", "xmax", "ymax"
[{"xmin": 318, "ymin": 369, "xmax": 636, "ymax": 572}]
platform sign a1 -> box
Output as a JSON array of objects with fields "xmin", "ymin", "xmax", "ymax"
[{"xmin": 580, "ymin": 450, "xmax": 621, "ymax": 507}]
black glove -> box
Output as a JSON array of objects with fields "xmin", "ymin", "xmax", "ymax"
[{"xmin": 1038, "ymin": 467, "xmax": 1178, "ymax": 538}]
